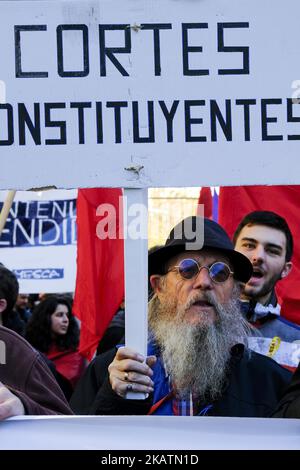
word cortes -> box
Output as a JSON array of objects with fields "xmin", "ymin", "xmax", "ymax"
[{"xmin": 14, "ymin": 22, "xmax": 250, "ymax": 78}]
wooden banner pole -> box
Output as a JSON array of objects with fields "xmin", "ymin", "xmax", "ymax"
[{"xmin": 0, "ymin": 190, "xmax": 16, "ymax": 237}]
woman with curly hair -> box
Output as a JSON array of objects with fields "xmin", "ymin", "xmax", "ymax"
[{"xmin": 26, "ymin": 295, "xmax": 86, "ymax": 394}]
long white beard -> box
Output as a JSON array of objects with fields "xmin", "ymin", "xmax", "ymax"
[{"xmin": 149, "ymin": 287, "xmax": 249, "ymax": 400}]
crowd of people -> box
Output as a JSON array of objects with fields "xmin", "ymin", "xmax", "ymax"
[{"xmin": 0, "ymin": 211, "xmax": 300, "ymax": 420}]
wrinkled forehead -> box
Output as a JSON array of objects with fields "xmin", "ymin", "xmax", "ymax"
[{"xmin": 166, "ymin": 249, "xmax": 231, "ymax": 269}]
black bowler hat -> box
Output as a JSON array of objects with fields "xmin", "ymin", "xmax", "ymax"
[{"xmin": 149, "ymin": 216, "xmax": 252, "ymax": 283}]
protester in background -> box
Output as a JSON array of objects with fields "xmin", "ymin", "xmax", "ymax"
[
  {"xmin": 71, "ymin": 216, "xmax": 291, "ymax": 417},
  {"xmin": 233, "ymin": 211, "xmax": 300, "ymax": 370},
  {"xmin": 273, "ymin": 362, "xmax": 300, "ymax": 418},
  {"xmin": 27, "ymin": 293, "xmax": 40, "ymax": 310},
  {"xmin": 0, "ymin": 266, "xmax": 27, "ymax": 337},
  {"xmin": 26, "ymin": 296, "xmax": 86, "ymax": 392},
  {"xmin": 9, "ymin": 293, "xmax": 33, "ymax": 337},
  {"xmin": 0, "ymin": 266, "xmax": 72, "ymax": 419},
  {"xmin": 15, "ymin": 293, "xmax": 31, "ymax": 322}
]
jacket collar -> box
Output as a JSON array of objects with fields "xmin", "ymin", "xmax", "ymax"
[{"xmin": 240, "ymin": 289, "xmax": 280, "ymax": 322}]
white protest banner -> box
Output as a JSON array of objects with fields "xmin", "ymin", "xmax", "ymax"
[
  {"xmin": 0, "ymin": 0, "xmax": 299, "ymax": 189},
  {"xmin": 1, "ymin": 415, "xmax": 300, "ymax": 450},
  {"xmin": 0, "ymin": 189, "xmax": 77, "ymax": 293}
]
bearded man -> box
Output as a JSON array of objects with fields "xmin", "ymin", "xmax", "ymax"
[{"xmin": 70, "ymin": 217, "xmax": 291, "ymax": 417}]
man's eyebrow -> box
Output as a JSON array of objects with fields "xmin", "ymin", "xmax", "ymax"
[
  {"xmin": 265, "ymin": 242, "xmax": 283, "ymax": 251},
  {"xmin": 240, "ymin": 237, "xmax": 283, "ymax": 251},
  {"xmin": 239, "ymin": 237, "xmax": 257, "ymax": 243}
]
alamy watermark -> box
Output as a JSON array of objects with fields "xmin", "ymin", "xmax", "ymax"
[
  {"xmin": 291, "ymin": 80, "xmax": 300, "ymax": 104},
  {"xmin": 95, "ymin": 197, "xmax": 205, "ymax": 250},
  {"xmin": 0, "ymin": 80, "xmax": 6, "ymax": 104},
  {"xmin": 0, "ymin": 340, "xmax": 6, "ymax": 364}
]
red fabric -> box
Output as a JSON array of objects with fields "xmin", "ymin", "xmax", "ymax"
[
  {"xmin": 73, "ymin": 188, "xmax": 124, "ymax": 360},
  {"xmin": 218, "ymin": 185, "xmax": 300, "ymax": 325},
  {"xmin": 198, "ymin": 187, "xmax": 213, "ymax": 219},
  {"xmin": 47, "ymin": 345, "xmax": 86, "ymax": 389}
]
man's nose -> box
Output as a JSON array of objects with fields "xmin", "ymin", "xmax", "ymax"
[
  {"xmin": 192, "ymin": 267, "xmax": 213, "ymax": 290},
  {"xmin": 251, "ymin": 245, "xmax": 265, "ymax": 263}
]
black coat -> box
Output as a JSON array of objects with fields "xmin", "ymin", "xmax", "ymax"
[
  {"xmin": 70, "ymin": 345, "xmax": 291, "ymax": 417},
  {"xmin": 273, "ymin": 362, "xmax": 300, "ymax": 418}
]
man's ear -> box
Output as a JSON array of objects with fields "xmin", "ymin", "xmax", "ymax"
[
  {"xmin": 150, "ymin": 274, "xmax": 164, "ymax": 294},
  {"xmin": 281, "ymin": 261, "xmax": 292, "ymax": 279},
  {"xmin": 0, "ymin": 298, "xmax": 7, "ymax": 314}
]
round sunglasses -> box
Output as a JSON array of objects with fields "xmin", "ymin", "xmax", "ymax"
[{"xmin": 167, "ymin": 258, "xmax": 234, "ymax": 283}]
